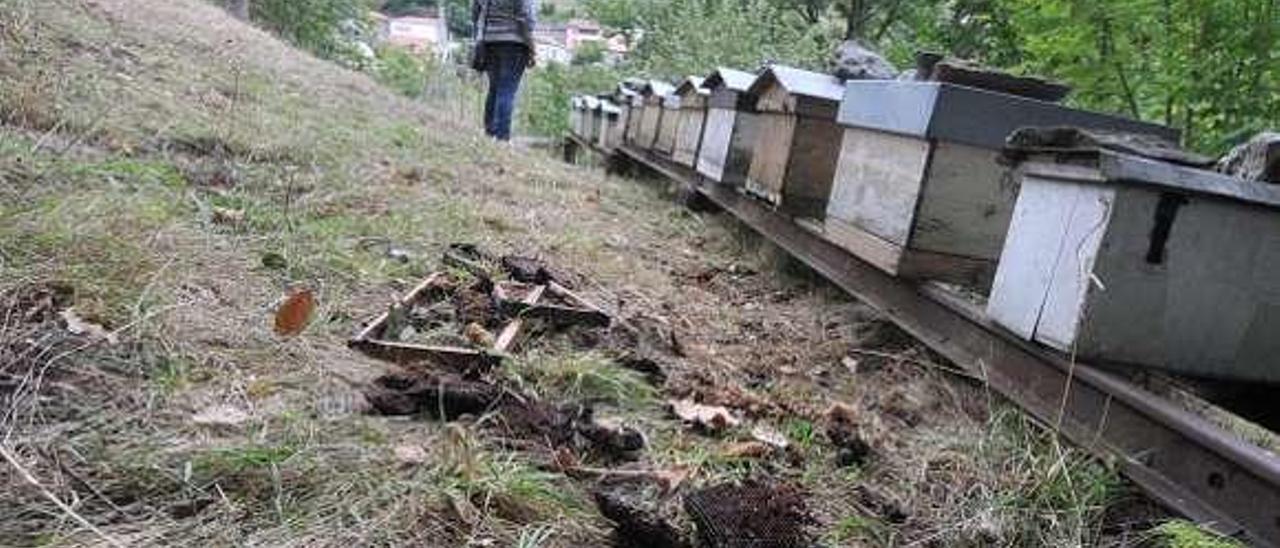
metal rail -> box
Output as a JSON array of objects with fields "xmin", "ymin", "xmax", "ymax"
[{"xmin": 569, "ymin": 135, "xmax": 1280, "ymax": 546}]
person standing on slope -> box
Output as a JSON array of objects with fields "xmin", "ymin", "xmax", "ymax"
[{"xmin": 471, "ymin": 0, "xmax": 538, "ymax": 141}]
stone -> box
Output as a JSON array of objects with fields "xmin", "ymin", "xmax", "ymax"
[{"xmin": 832, "ymin": 40, "xmax": 897, "ymax": 81}]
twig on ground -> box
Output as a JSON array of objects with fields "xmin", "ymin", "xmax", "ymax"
[{"xmin": 0, "ymin": 443, "xmax": 128, "ymax": 548}]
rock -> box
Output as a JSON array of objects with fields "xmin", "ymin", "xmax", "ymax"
[
  {"xmin": 1217, "ymin": 132, "xmax": 1280, "ymax": 183},
  {"xmin": 593, "ymin": 486, "xmax": 691, "ymax": 548},
  {"xmin": 393, "ymin": 444, "xmax": 428, "ymax": 465},
  {"xmin": 211, "ymin": 206, "xmax": 245, "ymax": 226},
  {"xmin": 191, "ymin": 404, "xmax": 249, "ymax": 427},
  {"xmin": 59, "ymin": 308, "xmax": 117, "ymax": 345},
  {"xmin": 832, "ymin": 40, "xmax": 898, "ymax": 80}
]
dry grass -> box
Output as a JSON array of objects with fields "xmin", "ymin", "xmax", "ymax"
[{"xmin": 0, "ymin": 0, "xmax": 1200, "ymax": 546}]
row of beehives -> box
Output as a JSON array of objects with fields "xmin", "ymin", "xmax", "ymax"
[{"xmin": 569, "ymin": 65, "xmax": 1280, "ymax": 384}]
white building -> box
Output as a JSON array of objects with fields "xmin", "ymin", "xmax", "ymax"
[{"xmin": 374, "ymin": 8, "xmax": 450, "ymax": 58}]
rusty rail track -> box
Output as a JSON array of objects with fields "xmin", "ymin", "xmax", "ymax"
[{"xmin": 567, "ymin": 135, "xmax": 1280, "ymax": 546}]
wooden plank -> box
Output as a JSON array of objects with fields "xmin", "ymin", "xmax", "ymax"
[
  {"xmin": 986, "ymin": 177, "xmax": 1088, "ymax": 339},
  {"xmin": 1033, "ymin": 181, "xmax": 1116, "ymax": 351},
  {"xmin": 673, "ymin": 108, "xmax": 706, "ymax": 167},
  {"xmin": 911, "ymin": 141, "xmax": 1019, "ymax": 260},
  {"xmin": 724, "ymin": 112, "xmax": 762, "ymax": 188},
  {"xmin": 812, "ymin": 217, "xmax": 903, "ymax": 275},
  {"xmin": 494, "ymin": 285, "xmax": 546, "ymax": 353},
  {"xmin": 825, "ymin": 127, "xmax": 931, "ymax": 247},
  {"xmin": 351, "ymin": 272, "xmax": 444, "ymax": 342},
  {"xmin": 744, "ymin": 112, "xmax": 795, "ymax": 204},
  {"xmin": 351, "ymin": 339, "xmax": 501, "ymax": 370},
  {"xmin": 696, "ymin": 108, "xmax": 735, "ymax": 181}
]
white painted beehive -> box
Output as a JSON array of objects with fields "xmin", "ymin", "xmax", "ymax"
[{"xmin": 988, "ymin": 151, "xmax": 1280, "ymax": 383}]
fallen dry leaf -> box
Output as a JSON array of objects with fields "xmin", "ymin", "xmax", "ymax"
[
  {"xmin": 722, "ymin": 441, "xmax": 773, "ymax": 459},
  {"xmin": 463, "ymin": 322, "xmax": 495, "ymax": 347},
  {"xmin": 59, "ymin": 308, "xmax": 118, "ymax": 345},
  {"xmin": 191, "ymin": 404, "xmax": 249, "ymax": 427},
  {"xmin": 669, "ymin": 399, "xmax": 740, "ymax": 431},
  {"xmin": 274, "ymin": 288, "xmax": 315, "ymax": 336}
]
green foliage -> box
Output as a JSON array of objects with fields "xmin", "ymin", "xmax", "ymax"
[
  {"xmin": 572, "ymin": 40, "xmax": 607, "ymax": 65},
  {"xmin": 520, "ymin": 63, "xmax": 620, "ymax": 136},
  {"xmin": 1153, "ymin": 520, "xmax": 1244, "ymax": 548},
  {"xmin": 375, "ymin": 47, "xmax": 431, "ymax": 98},
  {"xmin": 251, "ymin": 0, "xmax": 375, "ymax": 61},
  {"xmin": 586, "ymin": 0, "xmax": 836, "ymax": 79},
  {"xmin": 878, "ymin": 0, "xmax": 1280, "ymax": 154}
]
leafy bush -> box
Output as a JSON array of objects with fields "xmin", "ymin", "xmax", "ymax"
[
  {"xmin": 250, "ymin": 0, "xmax": 375, "ymax": 62},
  {"xmin": 519, "ymin": 63, "xmax": 620, "ymax": 137},
  {"xmin": 572, "ymin": 41, "xmax": 607, "ymax": 66},
  {"xmin": 375, "ymin": 47, "xmax": 432, "ymax": 98}
]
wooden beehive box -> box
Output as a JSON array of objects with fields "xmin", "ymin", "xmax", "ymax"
[
  {"xmin": 821, "ymin": 80, "xmax": 1178, "ymax": 285},
  {"xmin": 568, "ymin": 96, "xmax": 582, "ymax": 137},
  {"xmin": 672, "ymin": 77, "xmax": 709, "ymax": 167},
  {"xmin": 598, "ymin": 99, "xmax": 622, "ymax": 151},
  {"xmin": 696, "ymin": 67, "xmax": 761, "ymax": 186},
  {"xmin": 638, "ymin": 80, "xmax": 674, "ymax": 151},
  {"xmin": 988, "ymin": 150, "xmax": 1280, "ymax": 382},
  {"xmin": 583, "ymin": 96, "xmax": 601, "ymax": 143},
  {"xmin": 743, "ymin": 65, "xmax": 846, "ymax": 220},
  {"xmin": 654, "ymin": 90, "xmax": 681, "ymax": 156},
  {"xmin": 626, "ymin": 92, "xmax": 645, "ymax": 145}
]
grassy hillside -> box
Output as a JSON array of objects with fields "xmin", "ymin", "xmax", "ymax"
[{"xmin": 0, "ymin": 1, "xmax": 1205, "ymax": 546}]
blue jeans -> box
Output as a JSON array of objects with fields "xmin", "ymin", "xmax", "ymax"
[{"xmin": 482, "ymin": 43, "xmax": 529, "ymax": 141}]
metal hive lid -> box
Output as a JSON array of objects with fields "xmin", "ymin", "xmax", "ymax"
[
  {"xmin": 747, "ymin": 64, "xmax": 844, "ymax": 102},
  {"xmin": 675, "ymin": 76, "xmax": 708, "ymax": 97},
  {"xmin": 701, "ymin": 67, "xmax": 757, "ymax": 93}
]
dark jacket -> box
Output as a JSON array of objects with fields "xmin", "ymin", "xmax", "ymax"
[{"xmin": 472, "ymin": 0, "xmax": 538, "ymax": 45}]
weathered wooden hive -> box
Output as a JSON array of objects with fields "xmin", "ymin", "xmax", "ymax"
[
  {"xmin": 822, "ymin": 80, "xmax": 1178, "ymax": 285},
  {"xmin": 582, "ymin": 96, "xmax": 601, "ymax": 143},
  {"xmin": 987, "ymin": 139, "xmax": 1280, "ymax": 383},
  {"xmin": 654, "ymin": 88, "xmax": 682, "ymax": 156},
  {"xmin": 638, "ymin": 80, "xmax": 674, "ymax": 151},
  {"xmin": 696, "ymin": 67, "xmax": 760, "ymax": 186},
  {"xmin": 672, "ymin": 76, "xmax": 709, "ymax": 167},
  {"xmin": 597, "ymin": 99, "xmax": 622, "ymax": 151},
  {"xmin": 626, "ymin": 91, "xmax": 645, "ymax": 145},
  {"xmin": 743, "ymin": 65, "xmax": 846, "ymax": 220},
  {"xmin": 614, "ymin": 85, "xmax": 638, "ymax": 147},
  {"xmin": 568, "ymin": 96, "xmax": 584, "ymax": 137}
]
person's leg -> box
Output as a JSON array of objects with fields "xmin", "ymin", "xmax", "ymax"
[
  {"xmin": 491, "ymin": 44, "xmax": 529, "ymax": 141},
  {"xmin": 483, "ymin": 47, "xmax": 500, "ymax": 137}
]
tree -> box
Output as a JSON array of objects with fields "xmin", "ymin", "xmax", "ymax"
[{"xmin": 572, "ymin": 41, "xmax": 607, "ymax": 65}]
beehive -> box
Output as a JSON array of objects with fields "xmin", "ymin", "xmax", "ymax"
[
  {"xmin": 654, "ymin": 88, "xmax": 682, "ymax": 156},
  {"xmin": 696, "ymin": 67, "xmax": 760, "ymax": 186},
  {"xmin": 582, "ymin": 96, "xmax": 601, "ymax": 143},
  {"xmin": 568, "ymin": 96, "xmax": 582, "ymax": 137},
  {"xmin": 988, "ymin": 149, "xmax": 1280, "ymax": 383},
  {"xmin": 637, "ymin": 80, "xmax": 674, "ymax": 151},
  {"xmin": 743, "ymin": 65, "xmax": 845, "ymax": 220},
  {"xmin": 672, "ymin": 77, "xmax": 709, "ymax": 167},
  {"xmin": 597, "ymin": 99, "xmax": 622, "ymax": 151},
  {"xmin": 821, "ymin": 80, "xmax": 1178, "ymax": 285}
]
